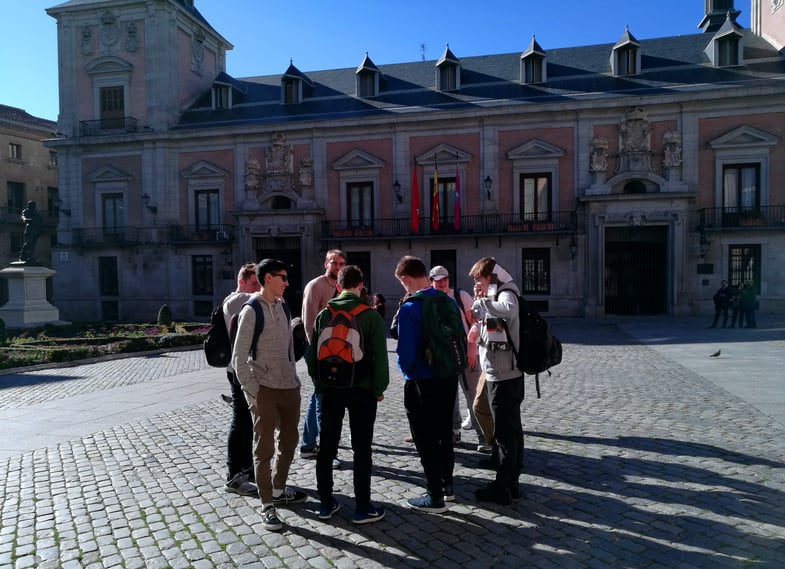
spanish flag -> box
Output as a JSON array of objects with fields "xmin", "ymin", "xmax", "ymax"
[{"xmin": 410, "ymin": 161, "xmax": 420, "ymax": 233}]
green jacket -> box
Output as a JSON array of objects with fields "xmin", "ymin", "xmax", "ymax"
[{"xmin": 306, "ymin": 291, "xmax": 390, "ymax": 398}]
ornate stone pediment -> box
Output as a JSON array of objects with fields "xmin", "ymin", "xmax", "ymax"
[
  {"xmin": 181, "ymin": 160, "xmax": 228, "ymax": 179},
  {"xmin": 87, "ymin": 164, "xmax": 132, "ymax": 182},
  {"xmin": 507, "ymin": 139, "xmax": 564, "ymax": 161},
  {"xmin": 709, "ymin": 125, "xmax": 778, "ymax": 149},
  {"xmin": 332, "ymin": 149, "xmax": 385, "ymax": 170},
  {"xmin": 416, "ymin": 143, "xmax": 471, "ymax": 166}
]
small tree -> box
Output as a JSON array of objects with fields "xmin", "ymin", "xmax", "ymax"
[{"xmin": 157, "ymin": 304, "xmax": 173, "ymax": 327}]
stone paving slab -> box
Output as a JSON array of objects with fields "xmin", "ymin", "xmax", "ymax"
[{"xmin": 1, "ymin": 318, "xmax": 784, "ymax": 568}]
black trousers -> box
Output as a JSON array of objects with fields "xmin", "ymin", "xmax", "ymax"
[
  {"xmin": 316, "ymin": 386, "xmax": 378, "ymax": 511},
  {"xmin": 226, "ymin": 371, "xmax": 254, "ymax": 480},
  {"xmin": 404, "ymin": 377, "xmax": 458, "ymax": 501},
  {"xmin": 486, "ymin": 375, "xmax": 525, "ymax": 492}
]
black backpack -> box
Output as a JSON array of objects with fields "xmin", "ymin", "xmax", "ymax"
[
  {"xmin": 204, "ymin": 302, "xmax": 232, "ymax": 367},
  {"xmin": 500, "ymin": 290, "xmax": 562, "ymax": 397}
]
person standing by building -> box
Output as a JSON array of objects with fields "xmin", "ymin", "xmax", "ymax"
[
  {"xmin": 307, "ymin": 265, "xmax": 389, "ymax": 524},
  {"xmin": 428, "ymin": 265, "xmax": 490, "ymax": 452},
  {"xmin": 222, "ymin": 262, "xmax": 261, "ymax": 496},
  {"xmin": 741, "ymin": 280, "xmax": 758, "ymax": 328},
  {"xmin": 394, "ymin": 256, "xmax": 460, "ymax": 513},
  {"xmin": 729, "ymin": 281, "xmax": 746, "ymax": 328},
  {"xmin": 299, "ymin": 250, "xmax": 347, "ymax": 463},
  {"xmin": 709, "ymin": 279, "xmax": 732, "ymax": 328},
  {"xmin": 232, "ymin": 259, "xmax": 307, "ymax": 532},
  {"xmin": 469, "ymin": 257, "xmax": 523, "ymax": 506}
]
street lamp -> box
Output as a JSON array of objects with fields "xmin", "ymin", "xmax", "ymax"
[
  {"xmin": 393, "ymin": 179, "xmax": 402, "ymax": 204},
  {"xmin": 142, "ymin": 193, "xmax": 158, "ymax": 214},
  {"xmin": 484, "ymin": 176, "xmax": 493, "ymax": 200}
]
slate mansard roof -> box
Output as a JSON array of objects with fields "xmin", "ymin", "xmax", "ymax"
[{"xmin": 177, "ymin": 29, "xmax": 785, "ymax": 129}]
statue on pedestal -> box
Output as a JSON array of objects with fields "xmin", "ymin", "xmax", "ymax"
[{"xmin": 18, "ymin": 201, "xmax": 43, "ymax": 265}]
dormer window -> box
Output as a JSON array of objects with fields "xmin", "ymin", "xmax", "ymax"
[
  {"xmin": 520, "ymin": 36, "xmax": 547, "ymax": 84},
  {"xmin": 281, "ymin": 60, "xmax": 312, "ymax": 105},
  {"xmin": 611, "ymin": 26, "xmax": 641, "ymax": 76},
  {"xmin": 436, "ymin": 44, "xmax": 461, "ymax": 92},
  {"xmin": 705, "ymin": 14, "xmax": 743, "ymax": 67},
  {"xmin": 213, "ymin": 85, "xmax": 230, "ymax": 109},
  {"xmin": 356, "ymin": 53, "xmax": 380, "ymax": 98}
]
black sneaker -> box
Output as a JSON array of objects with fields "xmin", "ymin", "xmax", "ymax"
[
  {"xmin": 318, "ymin": 498, "xmax": 340, "ymax": 520},
  {"xmin": 272, "ymin": 487, "xmax": 308, "ymax": 506},
  {"xmin": 262, "ymin": 506, "xmax": 283, "ymax": 531},
  {"xmin": 475, "ymin": 485, "xmax": 512, "ymax": 506},
  {"xmin": 443, "ymin": 485, "xmax": 455, "ymax": 502},
  {"xmin": 352, "ymin": 504, "xmax": 385, "ymax": 525},
  {"xmin": 224, "ymin": 472, "xmax": 258, "ymax": 497},
  {"xmin": 300, "ymin": 446, "xmax": 318, "ymax": 459}
]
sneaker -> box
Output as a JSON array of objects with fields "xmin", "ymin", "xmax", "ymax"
[
  {"xmin": 475, "ymin": 485, "xmax": 512, "ymax": 506},
  {"xmin": 476, "ymin": 443, "xmax": 493, "ymax": 453},
  {"xmin": 461, "ymin": 415, "xmax": 473, "ymax": 430},
  {"xmin": 272, "ymin": 487, "xmax": 308, "ymax": 506},
  {"xmin": 443, "ymin": 485, "xmax": 455, "ymax": 502},
  {"xmin": 406, "ymin": 493, "xmax": 447, "ymax": 513},
  {"xmin": 224, "ymin": 473, "xmax": 258, "ymax": 497},
  {"xmin": 262, "ymin": 506, "xmax": 283, "ymax": 531},
  {"xmin": 404, "ymin": 436, "xmax": 414, "ymax": 443},
  {"xmin": 300, "ymin": 446, "xmax": 318, "ymax": 459},
  {"xmin": 352, "ymin": 505, "xmax": 385, "ymax": 525},
  {"xmin": 318, "ymin": 498, "xmax": 340, "ymax": 520}
]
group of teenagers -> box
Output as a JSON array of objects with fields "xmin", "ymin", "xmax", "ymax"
[
  {"xmin": 220, "ymin": 249, "xmax": 526, "ymax": 532},
  {"xmin": 709, "ymin": 279, "xmax": 758, "ymax": 329}
]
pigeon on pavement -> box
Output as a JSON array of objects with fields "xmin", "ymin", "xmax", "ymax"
[{"xmin": 709, "ymin": 349, "xmax": 722, "ymax": 358}]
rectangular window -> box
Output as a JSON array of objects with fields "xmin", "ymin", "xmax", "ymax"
[
  {"xmin": 8, "ymin": 143, "xmax": 22, "ymax": 160},
  {"xmin": 431, "ymin": 176, "xmax": 457, "ymax": 230},
  {"xmin": 616, "ymin": 47, "xmax": 637, "ymax": 75},
  {"xmin": 524, "ymin": 56, "xmax": 543, "ymax": 83},
  {"xmin": 718, "ymin": 37, "xmax": 739, "ymax": 66},
  {"xmin": 358, "ymin": 73, "xmax": 375, "ymax": 97},
  {"xmin": 440, "ymin": 65, "xmax": 457, "ymax": 91},
  {"xmin": 195, "ymin": 190, "xmax": 220, "ymax": 230},
  {"xmin": 47, "ymin": 187, "xmax": 58, "ymax": 216},
  {"xmin": 347, "ymin": 182, "xmax": 374, "ymax": 227},
  {"xmin": 100, "ymin": 86, "xmax": 125, "ymax": 129},
  {"xmin": 520, "ymin": 173, "xmax": 552, "ymax": 222},
  {"xmin": 99, "ymin": 256, "xmax": 119, "ymax": 296},
  {"xmin": 728, "ymin": 244, "xmax": 760, "ymax": 293},
  {"xmin": 522, "ymin": 248, "xmax": 550, "ymax": 295},
  {"xmin": 6, "ymin": 181, "xmax": 25, "ymax": 214},
  {"xmin": 723, "ymin": 163, "xmax": 760, "ymax": 211},
  {"xmin": 283, "ymin": 79, "xmax": 299, "ymax": 104},
  {"xmin": 192, "ymin": 255, "xmax": 213, "ymax": 296},
  {"xmin": 213, "ymin": 85, "xmax": 230, "ymax": 109},
  {"xmin": 49, "ymin": 151, "xmax": 58, "ymax": 167},
  {"xmin": 102, "ymin": 193, "xmax": 125, "ymax": 234}
]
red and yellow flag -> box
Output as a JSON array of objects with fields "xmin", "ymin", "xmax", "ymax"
[
  {"xmin": 410, "ymin": 161, "xmax": 419, "ymax": 233},
  {"xmin": 431, "ymin": 165, "xmax": 439, "ymax": 231}
]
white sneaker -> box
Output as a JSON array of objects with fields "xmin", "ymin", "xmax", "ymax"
[{"xmin": 461, "ymin": 416, "xmax": 473, "ymax": 430}]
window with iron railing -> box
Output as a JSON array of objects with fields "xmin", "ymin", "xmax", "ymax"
[
  {"xmin": 347, "ymin": 182, "xmax": 374, "ymax": 227},
  {"xmin": 728, "ymin": 244, "xmax": 760, "ymax": 292},
  {"xmin": 522, "ymin": 247, "xmax": 550, "ymax": 295},
  {"xmin": 102, "ymin": 193, "xmax": 125, "ymax": 235},
  {"xmin": 520, "ymin": 173, "xmax": 552, "ymax": 221},
  {"xmin": 192, "ymin": 255, "xmax": 213, "ymax": 296},
  {"xmin": 723, "ymin": 163, "xmax": 760, "ymax": 211},
  {"xmin": 100, "ymin": 86, "xmax": 125, "ymax": 130},
  {"xmin": 195, "ymin": 189, "xmax": 220, "ymax": 231},
  {"xmin": 99, "ymin": 256, "xmax": 119, "ymax": 296}
]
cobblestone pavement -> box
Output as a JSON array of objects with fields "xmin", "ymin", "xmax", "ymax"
[{"xmin": 1, "ymin": 318, "xmax": 784, "ymax": 569}]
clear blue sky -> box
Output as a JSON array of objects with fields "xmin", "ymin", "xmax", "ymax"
[{"xmin": 1, "ymin": 0, "xmax": 752, "ymax": 121}]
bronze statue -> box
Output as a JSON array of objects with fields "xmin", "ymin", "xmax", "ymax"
[{"xmin": 19, "ymin": 201, "xmax": 43, "ymax": 264}]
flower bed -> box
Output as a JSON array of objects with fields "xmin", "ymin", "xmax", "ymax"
[{"xmin": 0, "ymin": 322, "xmax": 207, "ymax": 370}]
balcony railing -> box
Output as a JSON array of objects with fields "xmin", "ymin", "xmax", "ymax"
[
  {"xmin": 322, "ymin": 211, "xmax": 577, "ymax": 240},
  {"xmin": 169, "ymin": 224, "xmax": 235, "ymax": 244},
  {"xmin": 73, "ymin": 226, "xmax": 143, "ymax": 247},
  {"xmin": 697, "ymin": 206, "xmax": 785, "ymax": 230},
  {"xmin": 79, "ymin": 116, "xmax": 139, "ymax": 136}
]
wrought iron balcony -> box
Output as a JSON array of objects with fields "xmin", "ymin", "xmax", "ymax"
[
  {"xmin": 697, "ymin": 206, "xmax": 785, "ymax": 230},
  {"xmin": 322, "ymin": 211, "xmax": 577, "ymax": 240},
  {"xmin": 169, "ymin": 224, "xmax": 235, "ymax": 244},
  {"xmin": 78, "ymin": 117, "xmax": 139, "ymax": 136},
  {"xmin": 72, "ymin": 226, "xmax": 143, "ymax": 247}
]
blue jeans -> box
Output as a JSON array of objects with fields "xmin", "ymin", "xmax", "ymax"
[{"xmin": 300, "ymin": 392, "xmax": 321, "ymax": 450}]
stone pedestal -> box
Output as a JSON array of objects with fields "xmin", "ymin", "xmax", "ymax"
[{"xmin": 0, "ymin": 264, "xmax": 67, "ymax": 328}]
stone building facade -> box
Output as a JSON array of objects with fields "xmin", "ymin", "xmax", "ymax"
[{"xmin": 44, "ymin": 0, "xmax": 785, "ymax": 322}]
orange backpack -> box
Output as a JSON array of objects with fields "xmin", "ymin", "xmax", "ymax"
[{"xmin": 316, "ymin": 304, "xmax": 370, "ymax": 388}]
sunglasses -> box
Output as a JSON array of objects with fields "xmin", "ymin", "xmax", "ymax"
[{"xmin": 271, "ymin": 273, "xmax": 288, "ymax": 282}]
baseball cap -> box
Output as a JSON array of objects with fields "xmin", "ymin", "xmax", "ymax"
[{"xmin": 429, "ymin": 265, "xmax": 449, "ymax": 280}]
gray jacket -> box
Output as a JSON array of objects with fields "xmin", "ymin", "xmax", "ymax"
[{"xmin": 472, "ymin": 282, "xmax": 522, "ymax": 382}]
